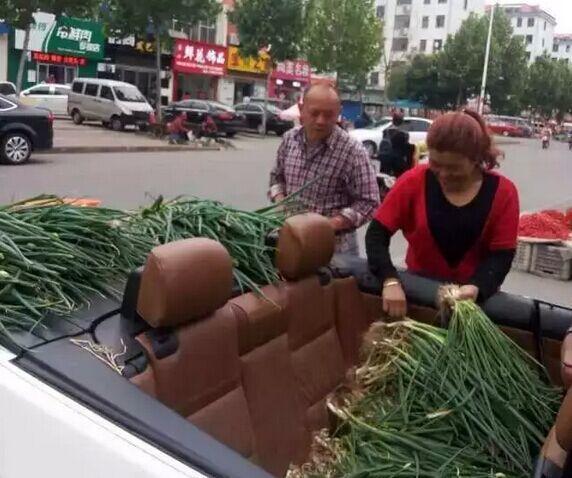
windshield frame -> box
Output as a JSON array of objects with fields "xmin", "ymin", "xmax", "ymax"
[{"xmin": 112, "ymin": 86, "xmax": 146, "ymax": 103}]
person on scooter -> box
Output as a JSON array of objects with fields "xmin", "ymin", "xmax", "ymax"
[
  {"xmin": 541, "ymin": 126, "xmax": 552, "ymax": 149},
  {"xmin": 366, "ymin": 109, "xmax": 519, "ymax": 318},
  {"xmin": 167, "ymin": 112, "xmax": 190, "ymax": 144}
]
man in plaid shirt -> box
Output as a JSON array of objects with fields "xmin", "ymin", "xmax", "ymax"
[{"xmin": 269, "ymin": 83, "xmax": 379, "ymax": 254}]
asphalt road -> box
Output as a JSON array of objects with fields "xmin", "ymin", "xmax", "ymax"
[{"xmin": 1, "ymin": 133, "xmax": 571, "ymax": 306}]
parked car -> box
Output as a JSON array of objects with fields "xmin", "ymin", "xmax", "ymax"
[
  {"xmin": 234, "ymin": 102, "xmax": 294, "ymax": 135},
  {"xmin": 0, "ymin": 95, "xmax": 53, "ymax": 165},
  {"xmin": 486, "ymin": 115, "xmax": 533, "ymax": 138},
  {"xmin": 249, "ymin": 97, "xmax": 292, "ymax": 110},
  {"xmin": 486, "ymin": 119, "xmax": 523, "ymax": 137},
  {"xmin": 19, "ymin": 83, "xmax": 71, "ymax": 116},
  {"xmin": 68, "ymin": 78, "xmax": 154, "ymax": 131},
  {"xmin": 350, "ymin": 117, "xmax": 433, "ymax": 157},
  {"xmin": 0, "ymin": 82, "xmax": 17, "ymax": 100},
  {"xmin": 163, "ymin": 100, "xmax": 246, "ymax": 138}
]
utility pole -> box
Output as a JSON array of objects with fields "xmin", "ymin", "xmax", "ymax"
[{"xmin": 478, "ymin": 3, "xmax": 496, "ymax": 115}]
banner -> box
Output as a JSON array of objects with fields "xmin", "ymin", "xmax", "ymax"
[
  {"xmin": 227, "ymin": 46, "xmax": 270, "ymax": 74},
  {"xmin": 173, "ymin": 39, "xmax": 227, "ymax": 76}
]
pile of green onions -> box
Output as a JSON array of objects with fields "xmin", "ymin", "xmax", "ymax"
[{"xmin": 290, "ymin": 300, "xmax": 562, "ymax": 477}]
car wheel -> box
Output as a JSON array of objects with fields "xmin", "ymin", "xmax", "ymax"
[
  {"xmin": 226, "ymin": 132, "xmax": 236, "ymax": 138},
  {"xmin": 139, "ymin": 124, "xmax": 149, "ymax": 132},
  {"xmin": 111, "ymin": 116, "xmax": 124, "ymax": 132},
  {"xmin": 72, "ymin": 110, "xmax": 84, "ymax": 125},
  {"xmin": 502, "ymin": 130, "xmax": 510, "ymax": 137},
  {"xmin": 363, "ymin": 141, "xmax": 377, "ymax": 157},
  {"xmin": 1, "ymin": 133, "xmax": 32, "ymax": 165},
  {"xmin": 275, "ymin": 129, "xmax": 285, "ymax": 137}
]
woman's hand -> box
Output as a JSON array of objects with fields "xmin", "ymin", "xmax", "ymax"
[
  {"xmin": 382, "ymin": 280, "xmax": 407, "ymax": 318},
  {"xmin": 458, "ymin": 285, "xmax": 479, "ymax": 301}
]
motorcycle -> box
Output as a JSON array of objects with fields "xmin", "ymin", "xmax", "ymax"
[{"xmin": 542, "ymin": 135, "xmax": 550, "ymax": 149}]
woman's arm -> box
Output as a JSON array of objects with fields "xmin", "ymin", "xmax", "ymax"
[
  {"xmin": 365, "ymin": 220, "xmax": 398, "ymax": 282},
  {"xmin": 468, "ymin": 249, "xmax": 516, "ymax": 301}
]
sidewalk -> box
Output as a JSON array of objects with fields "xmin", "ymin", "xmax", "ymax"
[{"xmin": 42, "ymin": 120, "xmax": 220, "ymax": 154}]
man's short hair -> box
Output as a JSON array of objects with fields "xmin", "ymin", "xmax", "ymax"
[{"xmin": 392, "ymin": 111, "xmax": 404, "ymax": 126}]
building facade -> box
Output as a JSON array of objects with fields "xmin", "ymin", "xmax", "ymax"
[
  {"xmin": 497, "ymin": 3, "xmax": 556, "ymax": 63},
  {"xmin": 552, "ymin": 34, "xmax": 572, "ymax": 63},
  {"xmin": 0, "ymin": 22, "xmax": 9, "ymax": 82},
  {"xmin": 371, "ymin": 0, "xmax": 485, "ymax": 89}
]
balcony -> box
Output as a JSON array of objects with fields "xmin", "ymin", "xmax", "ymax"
[
  {"xmin": 396, "ymin": 4, "xmax": 412, "ymax": 16},
  {"xmin": 394, "ymin": 27, "xmax": 410, "ymax": 38}
]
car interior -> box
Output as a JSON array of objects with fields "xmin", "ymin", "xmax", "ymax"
[{"xmin": 4, "ymin": 213, "xmax": 572, "ymax": 478}]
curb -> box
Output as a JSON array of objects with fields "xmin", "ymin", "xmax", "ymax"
[{"xmin": 38, "ymin": 145, "xmax": 221, "ymax": 155}]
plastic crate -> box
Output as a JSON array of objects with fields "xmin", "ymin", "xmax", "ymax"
[
  {"xmin": 530, "ymin": 244, "xmax": 572, "ymax": 281},
  {"xmin": 512, "ymin": 241, "xmax": 533, "ymax": 272}
]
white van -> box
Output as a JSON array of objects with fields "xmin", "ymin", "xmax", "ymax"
[{"xmin": 68, "ymin": 78, "xmax": 154, "ymax": 131}]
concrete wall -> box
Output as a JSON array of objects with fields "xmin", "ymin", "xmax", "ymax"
[
  {"xmin": 506, "ymin": 10, "xmax": 555, "ymax": 63},
  {"xmin": 0, "ymin": 34, "xmax": 7, "ymax": 82}
]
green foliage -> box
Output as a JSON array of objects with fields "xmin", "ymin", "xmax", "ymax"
[
  {"xmin": 304, "ymin": 0, "xmax": 382, "ymax": 87},
  {"xmin": 230, "ymin": 0, "xmax": 305, "ymax": 63},
  {"xmin": 0, "ymin": 0, "xmax": 97, "ymax": 30},
  {"xmin": 526, "ymin": 54, "xmax": 572, "ymax": 119}
]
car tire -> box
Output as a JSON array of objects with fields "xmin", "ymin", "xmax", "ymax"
[
  {"xmin": 276, "ymin": 129, "xmax": 285, "ymax": 137},
  {"xmin": 139, "ymin": 124, "xmax": 149, "ymax": 132},
  {"xmin": 502, "ymin": 130, "xmax": 510, "ymax": 137},
  {"xmin": 102, "ymin": 121, "xmax": 110, "ymax": 128},
  {"xmin": 111, "ymin": 116, "xmax": 124, "ymax": 132},
  {"xmin": 226, "ymin": 132, "xmax": 236, "ymax": 138},
  {"xmin": 72, "ymin": 110, "xmax": 84, "ymax": 125},
  {"xmin": 363, "ymin": 141, "xmax": 377, "ymax": 157},
  {"xmin": 1, "ymin": 132, "xmax": 32, "ymax": 165}
]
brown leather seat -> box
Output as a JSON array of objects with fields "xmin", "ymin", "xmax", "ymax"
[
  {"xmin": 561, "ymin": 328, "xmax": 572, "ymax": 388},
  {"xmin": 132, "ymin": 238, "xmax": 258, "ymax": 462}
]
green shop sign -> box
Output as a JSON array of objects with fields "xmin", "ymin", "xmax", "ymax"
[{"xmin": 17, "ymin": 12, "xmax": 104, "ymax": 60}]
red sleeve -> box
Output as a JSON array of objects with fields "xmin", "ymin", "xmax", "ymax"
[
  {"xmin": 488, "ymin": 176, "xmax": 520, "ymax": 250},
  {"xmin": 373, "ymin": 166, "xmax": 423, "ymax": 233}
]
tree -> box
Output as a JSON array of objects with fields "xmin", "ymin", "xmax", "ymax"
[
  {"xmin": 304, "ymin": 0, "xmax": 382, "ymax": 90},
  {"xmin": 386, "ymin": 62, "xmax": 407, "ymax": 101},
  {"xmin": 526, "ymin": 54, "xmax": 572, "ymax": 120},
  {"xmin": 103, "ymin": 0, "xmax": 220, "ymax": 120},
  {"xmin": 231, "ymin": 0, "xmax": 305, "ymax": 132},
  {"xmin": 402, "ymin": 54, "xmax": 455, "ymax": 110},
  {"xmin": 437, "ymin": 10, "xmax": 527, "ymax": 113},
  {"xmin": 0, "ymin": 0, "xmax": 99, "ymax": 92}
]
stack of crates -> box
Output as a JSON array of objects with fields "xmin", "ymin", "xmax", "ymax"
[
  {"xmin": 530, "ymin": 244, "xmax": 572, "ymax": 281},
  {"xmin": 512, "ymin": 241, "xmax": 533, "ymax": 272}
]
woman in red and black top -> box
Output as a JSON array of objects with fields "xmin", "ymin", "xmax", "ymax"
[{"xmin": 366, "ymin": 109, "xmax": 519, "ymax": 318}]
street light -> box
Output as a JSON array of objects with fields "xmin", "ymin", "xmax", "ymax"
[{"xmin": 479, "ymin": 3, "xmax": 496, "ymax": 115}]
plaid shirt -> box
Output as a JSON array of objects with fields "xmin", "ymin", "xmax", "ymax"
[{"xmin": 269, "ymin": 126, "xmax": 379, "ymax": 252}]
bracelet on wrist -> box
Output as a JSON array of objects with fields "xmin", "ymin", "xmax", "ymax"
[{"xmin": 383, "ymin": 279, "xmax": 401, "ymax": 289}]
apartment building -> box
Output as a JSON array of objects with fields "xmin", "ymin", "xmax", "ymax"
[
  {"xmin": 496, "ymin": 3, "xmax": 556, "ymax": 63},
  {"xmin": 370, "ymin": 0, "xmax": 485, "ymax": 88},
  {"xmin": 552, "ymin": 34, "xmax": 572, "ymax": 64}
]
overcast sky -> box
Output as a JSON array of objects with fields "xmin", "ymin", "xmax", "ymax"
[{"xmin": 493, "ymin": 0, "xmax": 572, "ymax": 33}]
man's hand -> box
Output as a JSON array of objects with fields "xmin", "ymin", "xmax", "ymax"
[
  {"xmin": 273, "ymin": 193, "xmax": 286, "ymax": 204},
  {"xmin": 458, "ymin": 285, "xmax": 479, "ymax": 301},
  {"xmin": 329, "ymin": 215, "xmax": 353, "ymax": 232},
  {"xmin": 382, "ymin": 280, "xmax": 407, "ymax": 319}
]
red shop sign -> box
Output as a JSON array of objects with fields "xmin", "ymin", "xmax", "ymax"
[
  {"xmin": 32, "ymin": 51, "xmax": 87, "ymax": 67},
  {"xmin": 173, "ymin": 40, "xmax": 227, "ymax": 76},
  {"xmin": 274, "ymin": 60, "xmax": 311, "ymax": 82}
]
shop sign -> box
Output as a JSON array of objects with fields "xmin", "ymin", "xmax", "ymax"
[
  {"xmin": 108, "ymin": 36, "xmax": 155, "ymax": 54},
  {"xmin": 274, "ymin": 60, "xmax": 311, "ymax": 81},
  {"xmin": 15, "ymin": 12, "xmax": 104, "ymax": 60},
  {"xmin": 227, "ymin": 46, "xmax": 270, "ymax": 74},
  {"xmin": 173, "ymin": 40, "xmax": 227, "ymax": 76},
  {"xmin": 32, "ymin": 51, "xmax": 87, "ymax": 66}
]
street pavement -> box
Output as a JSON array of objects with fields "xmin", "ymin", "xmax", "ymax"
[{"xmin": 0, "ymin": 133, "xmax": 571, "ymax": 306}]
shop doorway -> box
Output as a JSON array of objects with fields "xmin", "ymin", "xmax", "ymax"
[
  {"xmin": 115, "ymin": 67, "xmax": 157, "ymax": 104},
  {"xmin": 37, "ymin": 64, "xmax": 77, "ymax": 85},
  {"xmin": 234, "ymin": 81, "xmax": 254, "ymax": 104},
  {"xmin": 176, "ymin": 74, "xmax": 216, "ymax": 101}
]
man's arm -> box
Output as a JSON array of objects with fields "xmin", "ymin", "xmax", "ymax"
[
  {"xmin": 337, "ymin": 144, "xmax": 380, "ymax": 229},
  {"xmin": 268, "ymin": 138, "xmax": 288, "ymax": 202}
]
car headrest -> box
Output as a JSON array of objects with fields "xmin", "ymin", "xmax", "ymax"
[
  {"xmin": 136, "ymin": 238, "xmax": 234, "ymax": 328},
  {"xmin": 275, "ymin": 213, "xmax": 335, "ymax": 281}
]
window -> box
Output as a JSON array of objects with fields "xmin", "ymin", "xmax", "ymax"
[
  {"xmin": 54, "ymin": 87, "xmax": 69, "ymax": 96},
  {"xmin": 246, "ymin": 104, "xmax": 263, "ymax": 112},
  {"xmin": 526, "ymin": 35, "xmax": 533, "ymax": 44},
  {"xmin": 567, "ymin": 45, "xmax": 571, "ymax": 53},
  {"xmin": 528, "ymin": 18, "xmax": 534, "ymax": 27},
  {"xmin": 553, "ymin": 43, "xmax": 559, "ymax": 52},
  {"xmin": 526, "ymin": 51, "xmax": 531, "ymax": 60},
  {"xmin": 28, "ymin": 87, "xmax": 51, "ymax": 96},
  {"xmin": 424, "ymin": 0, "xmax": 430, "ymax": 4},
  {"xmin": 113, "ymin": 86, "xmax": 145, "ymax": 102},
  {"xmin": 174, "ymin": 19, "xmax": 216, "ymax": 44},
  {"xmin": 0, "ymin": 98, "xmax": 16, "ymax": 111},
  {"xmin": 544, "ymin": 21, "xmax": 547, "ymax": 30},
  {"xmin": 436, "ymin": 15, "xmax": 445, "ymax": 28},
  {"xmin": 391, "ymin": 38, "xmax": 409, "ymax": 52},
  {"xmin": 0, "ymin": 83, "xmax": 16, "ymax": 96},
  {"xmin": 72, "ymin": 82, "xmax": 84, "ymax": 93},
  {"xmin": 409, "ymin": 120, "xmax": 431, "ymax": 132},
  {"xmin": 517, "ymin": 17, "xmax": 522, "ymax": 27},
  {"xmin": 396, "ymin": 0, "xmax": 412, "ymax": 4},
  {"xmin": 420, "ymin": 39, "xmax": 427, "ymax": 52},
  {"xmin": 191, "ymin": 101, "xmax": 208, "ymax": 111},
  {"xmin": 438, "ymin": 0, "xmax": 447, "ymax": 3},
  {"xmin": 433, "ymin": 39, "xmax": 443, "ymax": 51},
  {"xmin": 376, "ymin": 6, "xmax": 385, "ymax": 18},
  {"xmin": 422, "ymin": 16, "xmax": 429, "ymax": 28},
  {"xmin": 464, "ymin": 0, "xmax": 468, "ymax": 10},
  {"xmin": 84, "ymin": 84, "xmax": 99, "ymax": 96},
  {"xmin": 542, "ymin": 39, "xmax": 545, "ymax": 47},
  {"xmin": 369, "ymin": 72, "xmax": 379, "ymax": 85},
  {"xmin": 100, "ymin": 86, "xmax": 114, "ymax": 101}
]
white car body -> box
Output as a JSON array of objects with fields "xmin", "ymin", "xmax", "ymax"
[
  {"xmin": 19, "ymin": 83, "xmax": 71, "ymax": 116},
  {"xmin": 0, "ymin": 345, "xmax": 206, "ymax": 478},
  {"xmin": 350, "ymin": 117, "xmax": 433, "ymax": 157}
]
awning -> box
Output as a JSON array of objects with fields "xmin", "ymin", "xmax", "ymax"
[{"xmin": 0, "ymin": 22, "xmax": 10, "ymax": 34}]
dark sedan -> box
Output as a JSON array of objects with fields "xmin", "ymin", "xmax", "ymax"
[
  {"xmin": 0, "ymin": 95, "xmax": 53, "ymax": 165},
  {"xmin": 163, "ymin": 100, "xmax": 246, "ymax": 137},
  {"xmin": 234, "ymin": 102, "xmax": 294, "ymax": 136}
]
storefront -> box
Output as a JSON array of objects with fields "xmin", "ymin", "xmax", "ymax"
[
  {"xmin": 269, "ymin": 60, "xmax": 311, "ymax": 105},
  {"xmin": 9, "ymin": 12, "xmax": 103, "ymax": 89},
  {"xmin": 226, "ymin": 46, "xmax": 269, "ymax": 104},
  {"xmin": 172, "ymin": 39, "xmax": 227, "ymax": 102}
]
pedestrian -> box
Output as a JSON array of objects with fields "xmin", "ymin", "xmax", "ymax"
[
  {"xmin": 366, "ymin": 109, "xmax": 519, "ymax": 318},
  {"xmin": 269, "ymin": 82, "xmax": 380, "ymax": 254},
  {"xmin": 377, "ymin": 110, "xmax": 407, "ymax": 160},
  {"xmin": 378, "ymin": 129, "xmax": 417, "ymax": 178},
  {"xmin": 199, "ymin": 114, "xmax": 219, "ymax": 144},
  {"xmin": 167, "ymin": 112, "xmax": 190, "ymax": 144}
]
